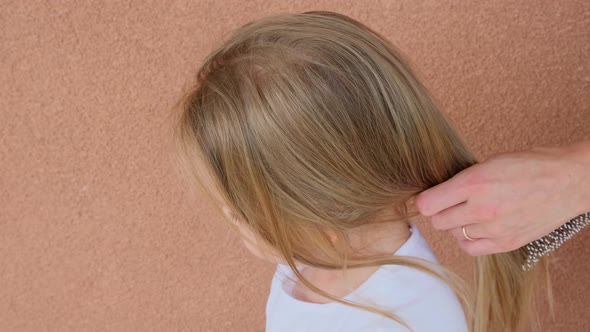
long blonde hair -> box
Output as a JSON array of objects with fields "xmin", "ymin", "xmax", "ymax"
[{"xmin": 171, "ymin": 11, "xmax": 551, "ymax": 331}]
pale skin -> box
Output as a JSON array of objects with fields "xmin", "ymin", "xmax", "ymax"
[{"xmin": 415, "ymin": 140, "xmax": 590, "ymax": 256}]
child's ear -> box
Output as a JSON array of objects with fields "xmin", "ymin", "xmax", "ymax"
[{"xmin": 326, "ymin": 229, "xmax": 339, "ymax": 244}]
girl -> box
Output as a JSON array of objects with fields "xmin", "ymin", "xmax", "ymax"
[{"xmin": 172, "ymin": 11, "xmax": 550, "ymax": 332}]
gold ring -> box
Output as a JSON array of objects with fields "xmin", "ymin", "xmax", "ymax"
[{"xmin": 462, "ymin": 225, "xmax": 476, "ymax": 241}]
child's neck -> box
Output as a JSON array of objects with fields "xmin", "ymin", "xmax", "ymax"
[{"xmin": 289, "ymin": 220, "xmax": 412, "ymax": 303}]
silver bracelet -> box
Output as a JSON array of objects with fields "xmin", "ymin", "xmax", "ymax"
[{"xmin": 522, "ymin": 212, "xmax": 590, "ymax": 271}]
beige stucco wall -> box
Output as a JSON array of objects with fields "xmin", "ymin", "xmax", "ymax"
[{"xmin": 1, "ymin": 1, "xmax": 589, "ymax": 331}]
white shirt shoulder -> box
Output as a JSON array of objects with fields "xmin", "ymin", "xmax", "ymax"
[{"xmin": 265, "ymin": 223, "xmax": 468, "ymax": 332}]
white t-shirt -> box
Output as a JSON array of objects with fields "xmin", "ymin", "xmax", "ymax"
[{"xmin": 265, "ymin": 223, "xmax": 468, "ymax": 332}]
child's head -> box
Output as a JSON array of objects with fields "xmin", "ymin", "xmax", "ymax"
[
  {"xmin": 173, "ymin": 10, "xmax": 474, "ymax": 267},
  {"xmin": 172, "ymin": 11, "xmax": 547, "ymax": 332}
]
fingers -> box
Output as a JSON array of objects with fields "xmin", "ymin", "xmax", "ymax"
[
  {"xmin": 415, "ymin": 170, "xmax": 470, "ymax": 216},
  {"xmin": 448, "ymin": 223, "xmax": 487, "ymax": 241},
  {"xmin": 456, "ymin": 238, "xmax": 498, "ymax": 256},
  {"xmin": 449, "ymin": 224, "xmax": 515, "ymax": 256},
  {"xmin": 430, "ymin": 201, "xmax": 476, "ymax": 231}
]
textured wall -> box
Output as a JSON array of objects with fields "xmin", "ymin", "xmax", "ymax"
[{"xmin": 1, "ymin": 1, "xmax": 589, "ymax": 331}]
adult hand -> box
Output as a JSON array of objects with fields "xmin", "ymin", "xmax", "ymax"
[{"xmin": 415, "ymin": 140, "xmax": 590, "ymax": 256}]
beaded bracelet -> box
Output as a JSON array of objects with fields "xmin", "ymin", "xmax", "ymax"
[{"xmin": 522, "ymin": 212, "xmax": 590, "ymax": 271}]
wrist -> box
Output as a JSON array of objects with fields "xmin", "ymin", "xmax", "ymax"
[{"xmin": 564, "ymin": 140, "xmax": 590, "ymax": 215}]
